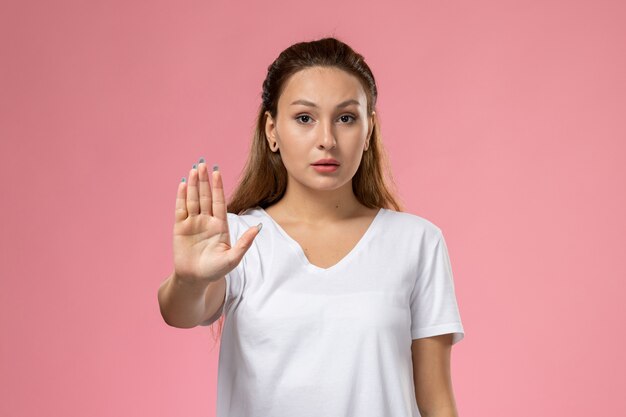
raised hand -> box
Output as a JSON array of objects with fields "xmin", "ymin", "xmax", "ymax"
[{"xmin": 172, "ymin": 158, "xmax": 261, "ymax": 284}]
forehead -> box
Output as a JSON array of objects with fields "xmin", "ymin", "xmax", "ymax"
[{"xmin": 279, "ymin": 66, "xmax": 366, "ymax": 106}]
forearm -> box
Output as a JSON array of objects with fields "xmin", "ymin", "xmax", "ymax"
[{"xmin": 157, "ymin": 271, "xmax": 209, "ymax": 328}]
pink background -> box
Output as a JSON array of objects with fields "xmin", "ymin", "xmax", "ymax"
[{"xmin": 2, "ymin": 0, "xmax": 625, "ymax": 416}]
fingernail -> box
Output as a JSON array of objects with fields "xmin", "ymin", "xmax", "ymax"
[
  {"xmin": 181, "ymin": 177, "xmax": 186, "ymax": 183},
  {"xmin": 256, "ymin": 222, "xmax": 263, "ymax": 231},
  {"xmin": 213, "ymin": 164, "xmax": 219, "ymax": 172},
  {"xmin": 192, "ymin": 163, "xmax": 197, "ymax": 169},
  {"xmin": 199, "ymin": 157, "xmax": 205, "ymax": 163}
]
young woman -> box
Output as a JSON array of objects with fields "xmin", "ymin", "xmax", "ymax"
[{"xmin": 158, "ymin": 37, "xmax": 465, "ymax": 417}]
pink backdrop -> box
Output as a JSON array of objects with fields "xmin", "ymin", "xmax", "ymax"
[{"xmin": 2, "ymin": 0, "xmax": 625, "ymax": 416}]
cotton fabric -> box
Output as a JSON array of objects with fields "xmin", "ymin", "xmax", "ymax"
[{"xmin": 201, "ymin": 206, "xmax": 465, "ymax": 417}]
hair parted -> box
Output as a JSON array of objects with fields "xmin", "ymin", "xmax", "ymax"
[{"xmin": 208, "ymin": 36, "xmax": 405, "ymax": 343}]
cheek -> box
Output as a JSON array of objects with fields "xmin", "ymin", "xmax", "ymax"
[
  {"xmin": 277, "ymin": 139, "xmax": 309, "ymax": 169},
  {"xmin": 278, "ymin": 126, "xmax": 314, "ymax": 152}
]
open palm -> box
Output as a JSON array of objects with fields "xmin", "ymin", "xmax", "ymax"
[{"xmin": 172, "ymin": 160, "xmax": 259, "ymax": 284}]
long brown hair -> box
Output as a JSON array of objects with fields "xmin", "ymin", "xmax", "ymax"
[{"xmin": 208, "ymin": 36, "xmax": 405, "ymax": 344}]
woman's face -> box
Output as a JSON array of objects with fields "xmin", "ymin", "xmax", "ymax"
[{"xmin": 265, "ymin": 66, "xmax": 374, "ymax": 194}]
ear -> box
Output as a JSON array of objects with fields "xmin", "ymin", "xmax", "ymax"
[
  {"xmin": 365, "ymin": 111, "xmax": 375, "ymax": 151},
  {"xmin": 265, "ymin": 111, "xmax": 278, "ymax": 152}
]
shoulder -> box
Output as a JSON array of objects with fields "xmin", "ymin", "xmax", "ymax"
[
  {"xmin": 380, "ymin": 208, "xmax": 443, "ymax": 244},
  {"xmin": 383, "ymin": 209, "xmax": 442, "ymax": 237}
]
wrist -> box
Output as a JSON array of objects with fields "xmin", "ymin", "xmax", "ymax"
[{"xmin": 171, "ymin": 271, "xmax": 211, "ymax": 291}]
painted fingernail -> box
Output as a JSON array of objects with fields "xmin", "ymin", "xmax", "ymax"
[
  {"xmin": 181, "ymin": 177, "xmax": 186, "ymax": 183},
  {"xmin": 213, "ymin": 164, "xmax": 219, "ymax": 172},
  {"xmin": 199, "ymin": 157, "xmax": 206, "ymax": 163},
  {"xmin": 256, "ymin": 222, "xmax": 263, "ymax": 231},
  {"xmin": 192, "ymin": 163, "xmax": 197, "ymax": 169}
]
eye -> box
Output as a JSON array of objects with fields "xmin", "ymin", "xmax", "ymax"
[
  {"xmin": 339, "ymin": 114, "xmax": 356, "ymax": 124},
  {"xmin": 295, "ymin": 114, "xmax": 313, "ymax": 124},
  {"xmin": 295, "ymin": 114, "xmax": 357, "ymax": 125}
]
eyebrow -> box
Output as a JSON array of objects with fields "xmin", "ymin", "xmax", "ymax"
[{"xmin": 290, "ymin": 99, "xmax": 361, "ymax": 108}]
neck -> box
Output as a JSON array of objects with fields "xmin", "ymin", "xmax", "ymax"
[{"xmin": 272, "ymin": 178, "xmax": 362, "ymax": 224}]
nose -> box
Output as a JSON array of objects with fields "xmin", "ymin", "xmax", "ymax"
[{"xmin": 317, "ymin": 119, "xmax": 337, "ymax": 150}]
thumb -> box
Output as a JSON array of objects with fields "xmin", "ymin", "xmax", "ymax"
[{"xmin": 229, "ymin": 223, "xmax": 262, "ymax": 262}]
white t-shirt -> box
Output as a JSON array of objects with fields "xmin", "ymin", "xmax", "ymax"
[{"xmin": 201, "ymin": 206, "xmax": 465, "ymax": 417}]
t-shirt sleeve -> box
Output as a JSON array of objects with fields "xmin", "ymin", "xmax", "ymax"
[
  {"xmin": 409, "ymin": 229, "xmax": 465, "ymax": 345},
  {"xmin": 198, "ymin": 212, "xmax": 247, "ymax": 326}
]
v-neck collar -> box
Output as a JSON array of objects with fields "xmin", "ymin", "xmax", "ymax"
[{"xmin": 254, "ymin": 206, "xmax": 385, "ymax": 274}]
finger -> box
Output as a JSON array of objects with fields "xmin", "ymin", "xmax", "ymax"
[
  {"xmin": 175, "ymin": 178, "xmax": 188, "ymax": 222},
  {"xmin": 186, "ymin": 165, "xmax": 200, "ymax": 216},
  {"xmin": 198, "ymin": 159, "xmax": 212, "ymax": 216},
  {"xmin": 212, "ymin": 165, "xmax": 227, "ymax": 222},
  {"xmin": 229, "ymin": 225, "xmax": 261, "ymax": 262}
]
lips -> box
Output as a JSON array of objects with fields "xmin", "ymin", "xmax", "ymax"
[{"xmin": 312, "ymin": 158, "xmax": 340, "ymax": 165}]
